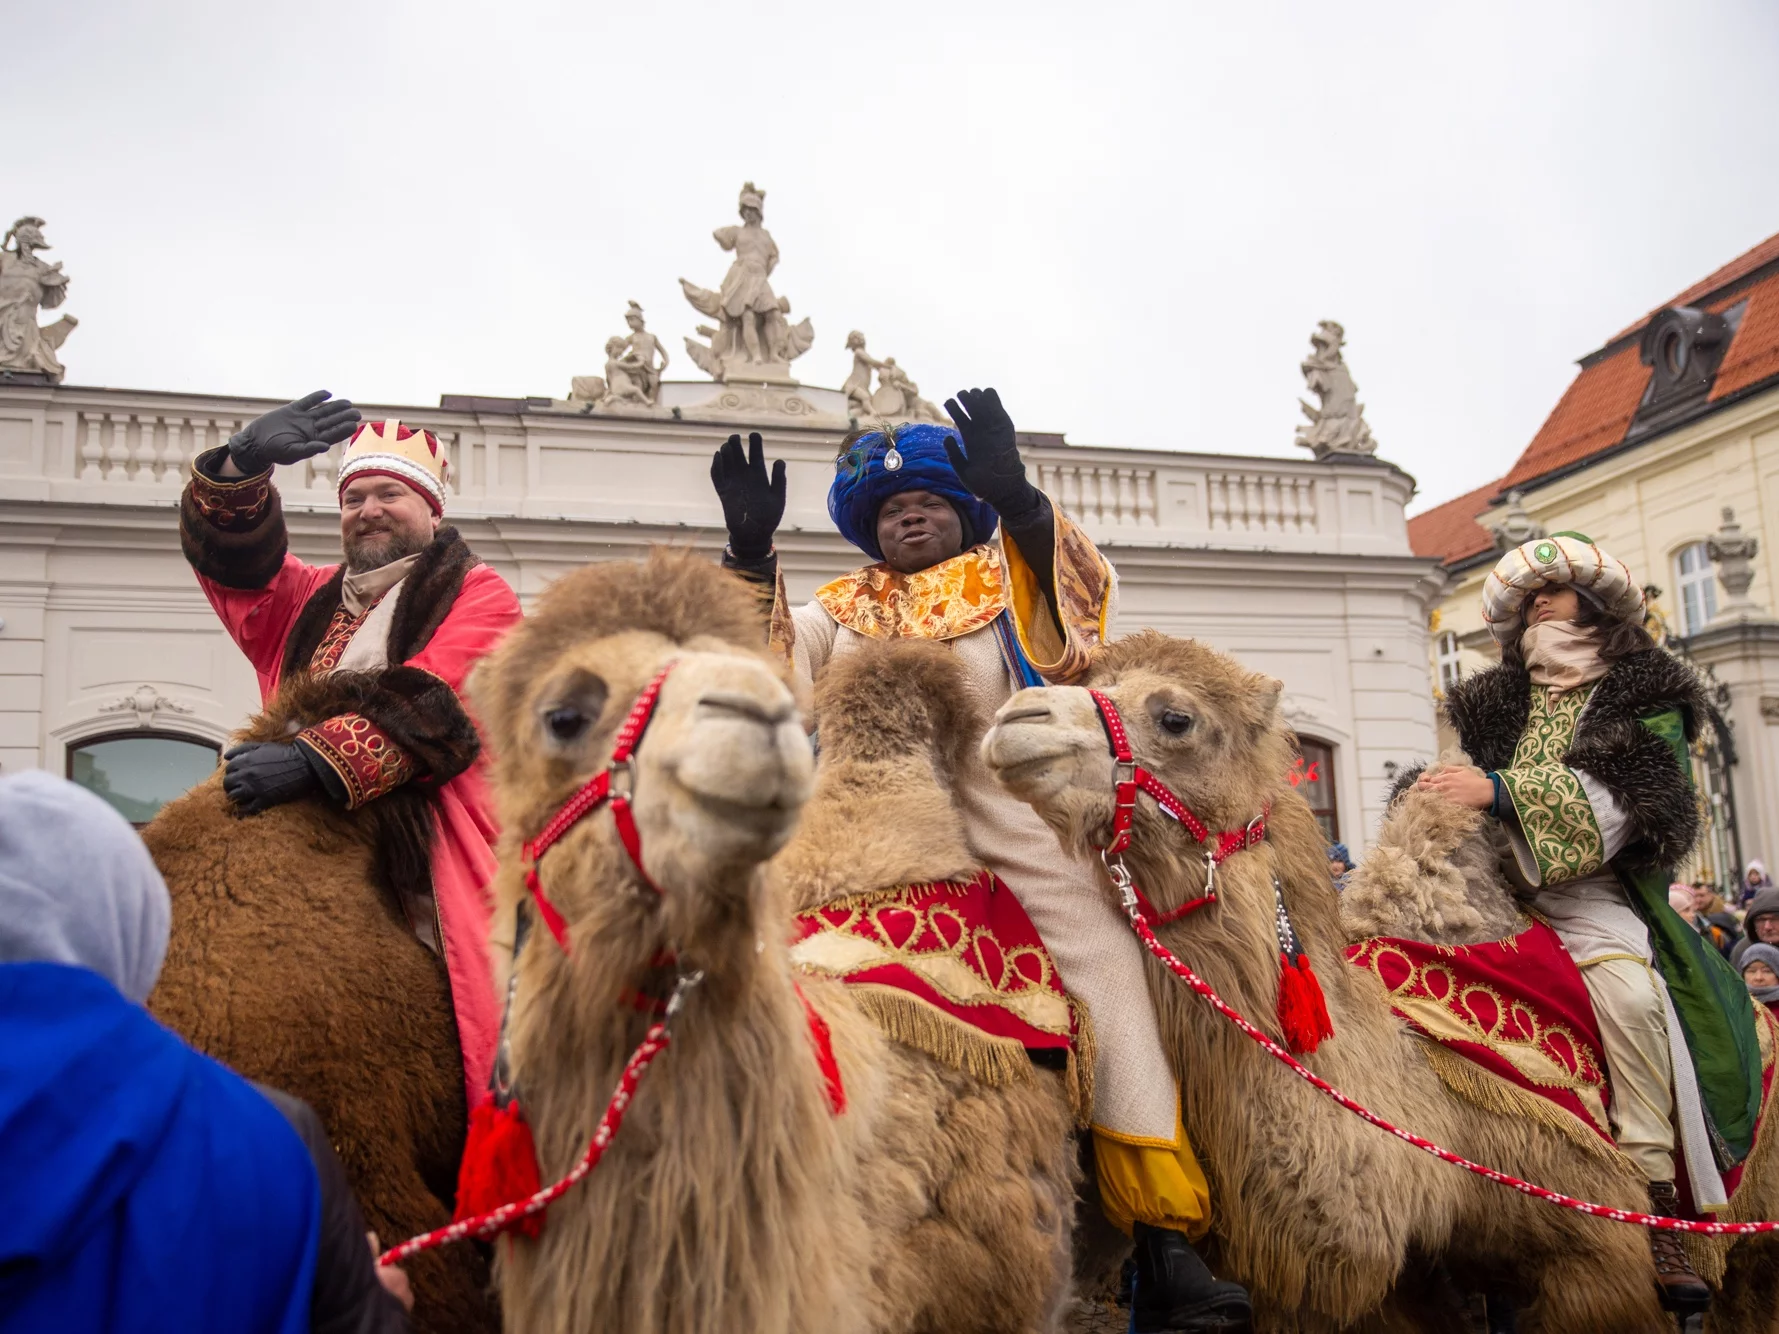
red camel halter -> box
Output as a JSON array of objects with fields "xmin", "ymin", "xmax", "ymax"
[
  {"xmin": 1086, "ymin": 688, "xmax": 1268, "ymax": 925},
  {"xmin": 522, "ymin": 664, "xmax": 675, "ymax": 950}
]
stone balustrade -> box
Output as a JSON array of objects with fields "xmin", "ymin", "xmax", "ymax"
[{"xmin": 0, "ymin": 384, "xmax": 1415, "ymax": 557}]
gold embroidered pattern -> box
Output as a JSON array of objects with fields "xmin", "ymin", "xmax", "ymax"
[
  {"xmin": 298, "ymin": 712, "xmax": 416, "ymax": 809},
  {"xmin": 309, "ymin": 605, "xmax": 372, "ymax": 674},
  {"xmin": 1501, "ymin": 687, "xmax": 1602, "ymax": 885},
  {"xmin": 188, "ymin": 466, "xmax": 272, "ymax": 530},
  {"xmin": 815, "ymin": 545, "xmax": 1007, "ymax": 642}
]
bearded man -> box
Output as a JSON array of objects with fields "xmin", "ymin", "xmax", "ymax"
[
  {"xmin": 180, "ymin": 390, "xmax": 522, "ymax": 1109},
  {"xmin": 713, "ymin": 389, "xmax": 1250, "ymax": 1334}
]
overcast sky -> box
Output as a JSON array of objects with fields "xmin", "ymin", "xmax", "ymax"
[{"xmin": 9, "ymin": 0, "xmax": 1778, "ymax": 514}]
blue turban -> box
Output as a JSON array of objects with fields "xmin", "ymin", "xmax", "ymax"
[{"xmin": 828, "ymin": 423, "xmax": 1000, "ymax": 562}]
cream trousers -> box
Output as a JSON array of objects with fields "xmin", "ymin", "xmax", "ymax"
[{"xmin": 1578, "ymin": 955, "xmax": 1675, "ymax": 1182}]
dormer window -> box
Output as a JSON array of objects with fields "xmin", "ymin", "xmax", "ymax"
[{"xmin": 1629, "ymin": 301, "xmax": 1748, "ymax": 438}]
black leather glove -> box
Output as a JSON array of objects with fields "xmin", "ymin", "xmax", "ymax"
[
  {"xmin": 227, "ymin": 390, "xmax": 362, "ymax": 476},
  {"xmin": 942, "ymin": 387, "xmax": 1041, "ymax": 522},
  {"xmin": 710, "ymin": 431, "xmax": 786, "ymax": 561},
  {"xmin": 222, "ymin": 740, "xmax": 335, "ymax": 815}
]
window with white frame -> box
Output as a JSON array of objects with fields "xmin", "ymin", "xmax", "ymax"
[
  {"xmin": 1436, "ymin": 631, "xmax": 1463, "ymax": 691},
  {"xmin": 1675, "ymin": 542, "xmax": 1719, "ymax": 637}
]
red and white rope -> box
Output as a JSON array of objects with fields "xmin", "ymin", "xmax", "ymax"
[
  {"xmin": 378, "ymin": 1015, "xmax": 675, "ymax": 1266},
  {"xmin": 1124, "ymin": 902, "xmax": 1779, "ymax": 1236}
]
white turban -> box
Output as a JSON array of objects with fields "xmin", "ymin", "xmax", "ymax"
[{"xmin": 1481, "ymin": 532, "xmax": 1645, "ymax": 645}]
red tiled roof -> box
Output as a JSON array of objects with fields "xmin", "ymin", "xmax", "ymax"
[
  {"xmin": 1492, "ymin": 229, "xmax": 1779, "ymax": 495},
  {"xmin": 1496, "ymin": 341, "xmax": 1650, "ymax": 491},
  {"xmin": 1712, "ymin": 269, "xmax": 1779, "ymax": 401},
  {"xmin": 1609, "ymin": 230, "xmax": 1779, "ymax": 342},
  {"xmin": 1408, "ymin": 477, "xmax": 1501, "ymax": 566}
]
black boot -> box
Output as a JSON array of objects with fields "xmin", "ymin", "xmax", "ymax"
[{"xmin": 1130, "ymin": 1223, "xmax": 1252, "ymax": 1332}]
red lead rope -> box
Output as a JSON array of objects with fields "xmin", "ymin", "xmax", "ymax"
[
  {"xmin": 378, "ymin": 975, "xmax": 696, "ymax": 1266},
  {"xmin": 1118, "ymin": 882, "xmax": 1779, "ymax": 1236}
]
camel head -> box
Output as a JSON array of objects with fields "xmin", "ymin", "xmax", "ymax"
[
  {"xmin": 470, "ymin": 550, "xmax": 813, "ymax": 963},
  {"xmin": 982, "ymin": 630, "xmax": 1291, "ymax": 880}
]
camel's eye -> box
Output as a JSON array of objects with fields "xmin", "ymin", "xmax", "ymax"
[
  {"xmin": 1158, "ymin": 709, "xmax": 1194, "ymax": 737},
  {"xmin": 544, "ymin": 707, "xmax": 590, "ymax": 743}
]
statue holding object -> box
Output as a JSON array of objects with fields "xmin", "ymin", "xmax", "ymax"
[
  {"xmin": 841, "ymin": 330, "xmax": 946, "ymax": 424},
  {"xmin": 0, "ymin": 216, "xmax": 78, "ymax": 382}
]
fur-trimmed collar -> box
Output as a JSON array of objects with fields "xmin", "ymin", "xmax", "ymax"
[
  {"xmin": 1444, "ymin": 648, "xmax": 1704, "ymax": 772},
  {"xmin": 280, "ymin": 527, "xmax": 479, "ymax": 682},
  {"xmin": 1444, "ymin": 647, "xmax": 1708, "ymax": 874}
]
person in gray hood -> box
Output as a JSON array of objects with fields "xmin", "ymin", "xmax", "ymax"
[
  {"xmin": 0, "ymin": 770, "xmax": 411, "ymax": 1334},
  {"xmin": 1731, "ymin": 883, "xmax": 1779, "ymax": 970}
]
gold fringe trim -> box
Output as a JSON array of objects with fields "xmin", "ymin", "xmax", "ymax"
[
  {"xmin": 1421, "ymin": 1042, "xmax": 1626, "ymax": 1167},
  {"xmin": 851, "ymin": 985, "xmax": 1036, "ymax": 1089},
  {"xmin": 1066, "ymin": 994, "xmax": 1097, "ymax": 1129}
]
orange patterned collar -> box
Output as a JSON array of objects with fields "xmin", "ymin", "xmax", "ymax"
[{"xmin": 815, "ymin": 544, "xmax": 1007, "ymax": 642}]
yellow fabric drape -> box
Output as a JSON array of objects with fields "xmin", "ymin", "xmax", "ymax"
[{"xmin": 1091, "ymin": 1104, "xmax": 1211, "ymax": 1239}]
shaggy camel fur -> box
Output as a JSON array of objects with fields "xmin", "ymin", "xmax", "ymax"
[
  {"xmin": 1342, "ymin": 754, "xmax": 1779, "ymax": 1333},
  {"xmin": 468, "ymin": 550, "xmax": 1078, "ymax": 1334},
  {"xmin": 146, "ymin": 675, "xmax": 495, "ymax": 1334},
  {"xmin": 979, "ymin": 629, "xmax": 1776, "ymax": 1333}
]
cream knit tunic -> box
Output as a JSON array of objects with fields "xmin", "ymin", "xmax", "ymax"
[{"xmin": 790, "ymin": 597, "xmax": 1180, "ymax": 1143}]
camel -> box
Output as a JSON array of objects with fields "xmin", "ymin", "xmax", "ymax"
[
  {"xmin": 144, "ymin": 671, "xmax": 496, "ymax": 1334},
  {"xmin": 980, "ymin": 628, "xmax": 1779, "ymax": 1333},
  {"xmin": 465, "ymin": 549, "xmax": 1080, "ymax": 1334}
]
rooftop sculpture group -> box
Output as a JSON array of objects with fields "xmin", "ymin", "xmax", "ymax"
[{"xmin": 0, "ymin": 216, "xmax": 77, "ymax": 383}]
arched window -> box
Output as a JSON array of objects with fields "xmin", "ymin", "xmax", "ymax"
[
  {"xmin": 1290, "ymin": 738, "xmax": 1339, "ymax": 842},
  {"xmin": 66, "ymin": 731, "xmax": 220, "ymax": 828},
  {"xmin": 1436, "ymin": 631, "xmax": 1463, "ymax": 691},
  {"xmin": 1675, "ymin": 542, "xmax": 1719, "ymax": 637}
]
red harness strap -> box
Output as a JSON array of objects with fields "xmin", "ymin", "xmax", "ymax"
[
  {"xmin": 1087, "ymin": 688, "xmax": 1266, "ymax": 924},
  {"xmin": 522, "ymin": 665, "xmax": 674, "ymax": 950}
]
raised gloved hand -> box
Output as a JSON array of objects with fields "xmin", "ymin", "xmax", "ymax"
[
  {"xmin": 943, "ymin": 387, "xmax": 1040, "ymax": 521},
  {"xmin": 227, "ymin": 390, "xmax": 362, "ymax": 476},
  {"xmin": 222, "ymin": 740, "xmax": 334, "ymax": 815},
  {"xmin": 710, "ymin": 431, "xmax": 786, "ymax": 561}
]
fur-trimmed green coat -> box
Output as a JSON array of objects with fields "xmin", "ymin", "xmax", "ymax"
[{"xmin": 1445, "ymin": 648, "xmax": 1764, "ymax": 1166}]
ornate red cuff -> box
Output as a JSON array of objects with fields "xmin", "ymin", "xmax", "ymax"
[
  {"xmin": 298, "ymin": 713, "xmax": 418, "ymax": 809},
  {"xmin": 187, "ymin": 456, "xmax": 273, "ymax": 531}
]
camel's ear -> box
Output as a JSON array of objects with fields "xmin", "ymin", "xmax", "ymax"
[{"xmin": 1243, "ymin": 673, "xmax": 1283, "ymax": 737}]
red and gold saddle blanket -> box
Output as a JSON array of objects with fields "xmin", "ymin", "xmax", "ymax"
[
  {"xmin": 1345, "ymin": 921, "xmax": 1615, "ymax": 1146},
  {"xmin": 790, "ymin": 871, "xmax": 1089, "ymax": 1115}
]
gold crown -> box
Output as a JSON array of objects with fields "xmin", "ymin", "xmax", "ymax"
[{"xmin": 337, "ymin": 419, "xmax": 450, "ymax": 514}]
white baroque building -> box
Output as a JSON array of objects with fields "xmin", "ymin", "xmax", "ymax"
[{"xmin": 0, "ymin": 379, "xmax": 1442, "ymax": 853}]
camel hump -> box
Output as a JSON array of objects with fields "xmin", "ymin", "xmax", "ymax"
[
  {"xmin": 814, "ymin": 640, "xmax": 985, "ymax": 779},
  {"xmin": 1342, "ymin": 750, "xmax": 1524, "ymax": 947}
]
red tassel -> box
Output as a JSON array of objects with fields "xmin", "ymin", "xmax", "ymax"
[
  {"xmin": 453, "ymin": 1100, "xmax": 545, "ymax": 1237},
  {"xmin": 1277, "ymin": 951, "xmax": 1335, "ymax": 1054}
]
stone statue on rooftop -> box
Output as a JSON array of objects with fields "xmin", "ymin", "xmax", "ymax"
[
  {"xmin": 840, "ymin": 331, "xmax": 945, "ymax": 423},
  {"xmin": 618, "ymin": 301, "xmax": 669, "ymax": 405},
  {"xmin": 0, "ymin": 216, "xmax": 78, "ymax": 382},
  {"xmin": 680, "ymin": 182, "xmax": 813, "ymax": 382},
  {"xmin": 1488, "ymin": 490, "xmax": 1545, "ymax": 550},
  {"xmin": 1294, "ymin": 320, "xmax": 1377, "ymax": 460}
]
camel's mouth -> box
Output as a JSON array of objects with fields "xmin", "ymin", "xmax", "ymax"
[{"xmin": 981, "ymin": 701, "xmax": 1085, "ymax": 796}]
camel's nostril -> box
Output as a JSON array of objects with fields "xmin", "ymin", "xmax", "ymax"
[
  {"xmin": 697, "ymin": 691, "xmax": 791, "ymax": 726},
  {"xmin": 996, "ymin": 706, "xmax": 1052, "ymax": 726}
]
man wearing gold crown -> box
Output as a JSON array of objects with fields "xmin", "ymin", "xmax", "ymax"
[
  {"xmin": 179, "ymin": 390, "xmax": 522, "ymax": 1109},
  {"xmin": 713, "ymin": 389, "xmax": 1251, "ymax": 1333}
]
